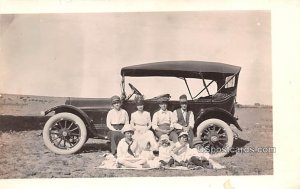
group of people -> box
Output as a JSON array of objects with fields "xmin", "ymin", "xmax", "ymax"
[{"xmin": 105, "ymin": 94, "xmax": 224, "ymax": 169}]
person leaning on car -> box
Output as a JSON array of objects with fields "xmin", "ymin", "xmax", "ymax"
[
  {"xmin": 172, "ymin": 94, "xmax": 195, "ymax": 147},
  {"xmin": 151, "ymin": 97, "xmax": 178, "ymax": 142},
  {"xmin": 106, "ymin": 95, "xmax": 129, "ymax": 155}
]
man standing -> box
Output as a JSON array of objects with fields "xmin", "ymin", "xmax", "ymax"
[
  {"xmin": 172, "ymin": 94, "xmax": 195, "ymax": 146},
  {"xmin": 152, "ymin": 97, "xmax": 178, "ymax": 142},
  {"xmin": 106, "ymin": 95, "xmax": 129, "ymax": 155}
]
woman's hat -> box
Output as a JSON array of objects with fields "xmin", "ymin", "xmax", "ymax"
[
  {"xmin": 134, "ymin": 95, "xmax": 144, "ymax": 106},
  {"xmin": 111, "ymin": 95, "xmax": 121, "ymax": 104},
  {"xmin": 121, "ymin": 124, "xmax": 135, "ymax": 134}
]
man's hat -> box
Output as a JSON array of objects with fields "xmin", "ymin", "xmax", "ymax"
[
  {"xmin": 179, "ymin": 94, "xmax": 188, "ymax": 103},
  {"xmin": 158, "ymin": 96, "xmax": 169, "ymax": 104},
  {"xmin": 178, "ymin": 131, "xmax": 189, "ymax": 138},
  {"xmin": 121, "ymin": 124, "xmax": 135, "ymax": 134},
  {"xmin": 192, "ymin": 138, "xmax": 203, "ymax": 147},
  {"xmin": 179, "ymin": 94, "xmax": 187, "ymax": 100},
  {"xmin": 111, "ymin": 95, "xmax": 121, "ymax": 104}
]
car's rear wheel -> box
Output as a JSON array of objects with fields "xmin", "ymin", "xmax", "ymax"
[
  {"xmin": 196, "ymin": 118, "xmax": 233, "ymax": 158},
  {"xmin": 43, "ymin": 113, "xmax": 87, "ymax": 155}
]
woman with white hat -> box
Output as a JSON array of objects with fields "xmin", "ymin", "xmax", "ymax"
[{"xmin": 117, "ymin": 124, "xmax": 147, "ymax": 168}]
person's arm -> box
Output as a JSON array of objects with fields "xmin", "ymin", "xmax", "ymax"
[
  {"xmin": 146, "ymin": 112, "xmax": 152, "ymax": 130},
  {"xmin": 151, "ymin": 112, "xmax": 159, "ymax": 130},
  {"xmin": 172, "ymin": 143, "xmax": 187, "ymax": 154},
  {"xmin": 172, "ymin": 110, "xmax": 183, "ymax": 130},
  {"xmin": 124, "ymin": 110, "xmax": 129, "ymax": 124},
  {"xmin": 130, "ymin": 112, "xmax": 135, "ymax": 127},
  {"xmin": 169, "ymin": 111, "xmax": 175, "ymax": 130},
  {"xmin": 106, "ymin": 110, "xmax": 116, "ymax": 131},
  {"xmin": 188, "ymin": 111, "xmax": 195, "ymax": 129},
  {"xmin": 117, "ymin": 140, "xmax": 126, "ymax": 158}
]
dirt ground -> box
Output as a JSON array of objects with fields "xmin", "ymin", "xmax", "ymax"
[{"xmin": 0, "ymin": 108, "xmax": 273, "ymax": 178}]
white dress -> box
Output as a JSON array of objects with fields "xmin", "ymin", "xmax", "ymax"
[{"xmin": 131, "ymin": 111, "xmax": 158, "ymax": 150}]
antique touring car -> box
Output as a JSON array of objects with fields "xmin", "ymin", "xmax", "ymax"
[{"xmin": 42, "ymin": 61, "xmax": 242, "ymax": 157}]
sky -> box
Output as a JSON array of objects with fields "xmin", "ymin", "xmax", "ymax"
[{"xmin": 0, "ymin": 11, "xmax": 272, "ymax": 105}]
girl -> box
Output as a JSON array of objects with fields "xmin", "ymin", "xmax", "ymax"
[{"xmin": 158, "ymin": 134, "xmax": 175, "ymax": 167}]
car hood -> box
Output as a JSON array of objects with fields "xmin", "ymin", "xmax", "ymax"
[{"xmin": 65, "ymin": 97, "xmax": 112, "ymax": 110}]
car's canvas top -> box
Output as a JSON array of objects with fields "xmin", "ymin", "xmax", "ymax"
[{"xmin": 121, "ymin": 61, "xmax": 241, "ymax": 80}]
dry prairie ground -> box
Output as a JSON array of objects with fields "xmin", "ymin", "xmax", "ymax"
[{"xmin": 0, "ymin": 107, "xmax": 273, "ymax": 178}]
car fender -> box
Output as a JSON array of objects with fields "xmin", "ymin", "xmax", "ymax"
[
  {"xmin": 43, "ymin": 105, "xmax": 98, "ymax": 137},
  {"xmin": 194, "ymin": 107, "xmax": 242, "ymax": 132}
]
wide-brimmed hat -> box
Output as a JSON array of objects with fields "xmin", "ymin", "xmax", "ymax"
[
  {"xmin": 192, "ymin": 138, "xmax": 203, "ymax": 147},
  {"xmin": 121, "ymin": 124, "xmax": 135, "ymax": 134},
  {"xmin": 178, "ymin": 131, "xmax": 189, "ymax": 138},
  {"xmin": 160, "ymin": 134, "xmax": 170, "ymax": 142},
  {"xmin": 111, "ymin": 95, "xmax": 121, "ymax": 104}
]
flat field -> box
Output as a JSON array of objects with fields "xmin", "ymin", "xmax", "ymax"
[{"xmin": 0, "ymin": 106, "xmax": 273, "ymax": 178}]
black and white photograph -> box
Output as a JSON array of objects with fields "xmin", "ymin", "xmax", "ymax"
[{"xmin": 0, "ymin": 2, "xmax": 300, "ymax": 188}]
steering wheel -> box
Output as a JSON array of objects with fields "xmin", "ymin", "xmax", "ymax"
[{"xmin": 128, "ymin": 83, "xmax": 142, "ymax": 95}]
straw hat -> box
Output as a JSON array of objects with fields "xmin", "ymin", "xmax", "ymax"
[{"xmin": 121, "ymin": 124, "xmax": 135, "ymax": 134}]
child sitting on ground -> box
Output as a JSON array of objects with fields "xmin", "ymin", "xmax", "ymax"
[
  {"xmin": 117, "ymin": 124, "xmax": 147, "ymax": 168},
  {"xmin": 139, "ymin": 142, "xmax": 156, "ymax": 161},
  {"xmin": 188, "ymin": 138, "xmax": 225, "ymax": 169},
  {"xmin": 172, "ymin": 132, "xmax": 191, "ymax": 167},
  {"xmin": 158, "ymin": 134, "xmax": 175, "ymax": 167}
]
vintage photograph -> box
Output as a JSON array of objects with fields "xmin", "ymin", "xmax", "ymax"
[{"xmin": 0, "ymin": 11, "xmax": 273, "ymax": 178}]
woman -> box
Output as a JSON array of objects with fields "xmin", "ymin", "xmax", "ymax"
[{"xmin": 130, "ymin": 97, "xmax": 158, "ymax": 151}]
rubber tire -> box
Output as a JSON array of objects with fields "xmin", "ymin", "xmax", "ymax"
[
  {"xmin": 43, "ymin": 113, "xmax": 87, "ymax": 155},
  {"xmin": 196, "ymin": 118, "xmax": 234, "ymax": 158}
]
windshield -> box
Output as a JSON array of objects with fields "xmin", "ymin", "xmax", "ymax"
[{"xmin": 123, "ymin": 77, "xmax": 217, "ymax": 100}]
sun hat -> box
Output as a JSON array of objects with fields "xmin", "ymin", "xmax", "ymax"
[
  {"xmin": 121, "ymin": 124, "xmax": 135, "ymax": 134},
  {"xmin": 178, "ymin": 131, "xmax": 189, "ymax": 138},
  {"xmin": 111, "ymin": 95, "xmax": 121, "ymax": 104},
  {"xmin": 160, "ymin": 134, "xmax": 170, "ymax": 142}
]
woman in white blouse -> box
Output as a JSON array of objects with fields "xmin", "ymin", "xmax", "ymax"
[{"xmin": 130, "ymin": 97, "xmax": 158, "ymax": 151}]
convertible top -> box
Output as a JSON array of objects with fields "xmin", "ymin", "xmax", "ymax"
[{"xmin": 121, "ymin": 61, "xmax": 241, "ymax": 80}]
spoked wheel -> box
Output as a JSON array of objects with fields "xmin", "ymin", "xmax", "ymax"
[
  {"xmin": 196, "ymin": 119, "xmax": 233, "ymax": 158},
  {"xmin": 43, "ymin": 113, "xmax": 87, "ymax": 155}
]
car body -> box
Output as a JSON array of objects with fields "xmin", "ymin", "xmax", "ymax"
[{"xmin": 42, "ymin": 60, "xmax": 242, "ymax": 157}]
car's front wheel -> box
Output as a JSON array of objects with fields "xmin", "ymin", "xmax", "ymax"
[
  {"xmin": 43, "ymin": 113, "xmax": 87, "ymax": 155},
  {"xmin": 196, "ymin": 118, "xmax": 234, "ymax": 158}
]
